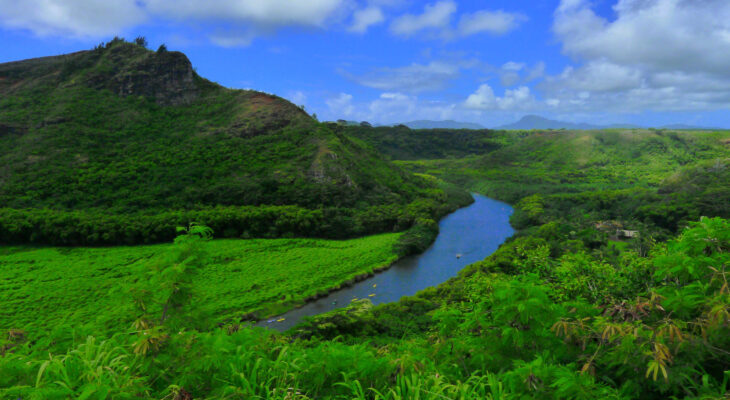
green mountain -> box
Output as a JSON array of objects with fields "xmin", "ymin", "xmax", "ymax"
[
  {"xmin": 0, "ymin": 39, "xmax": 465, "ymax": 245},
  {"xmin": 342, "ymin": 124, "xmax": 515, "ymax": 160}
]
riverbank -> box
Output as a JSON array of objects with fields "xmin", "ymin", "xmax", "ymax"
[
  {"xmin": 258, "ymin": 194, "xmax": 514, "ymax": 331},
  {"xmin": 0, "ymin": 234, "xmax": 404, "ymax": 340}
]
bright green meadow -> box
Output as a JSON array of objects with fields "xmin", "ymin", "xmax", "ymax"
[{"xmin": 0, "ymin": 233, "xmax": 401, "ymax": 338}]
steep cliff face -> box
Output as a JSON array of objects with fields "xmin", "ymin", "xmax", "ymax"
[
  {"xmin": 0, "ymin": 42, "xmax": 203, "ymax": 106},
  {"xmin": 86, "ymin": 45, "xmax": 201, "ymax": 105}
]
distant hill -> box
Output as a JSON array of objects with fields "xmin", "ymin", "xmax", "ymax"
[
  {"xmin": 660, "ymin": 123, "xmax": 720, "ymax": 130},
  {"xmin": 495, "ymin": 115, "xmax": 719, "ymax": 131},
  {"xmin": 0, "ymin": 39, "xmax": 462, "ymax": 245},
  {"xmin": 344, "ymin": 125, "xmax": 513, "ymax": 161},
  {"xmin": 495, "ymin": 115, "xmax": 638, "ymax": 130},
  {"xmin": 398, "ymin": 120, "xmax": 485, "ymax": 130}
]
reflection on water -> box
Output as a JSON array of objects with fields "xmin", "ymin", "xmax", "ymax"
[{"xmin": 256, "ymin": 194, "xmax": 514, "ymax": 331}]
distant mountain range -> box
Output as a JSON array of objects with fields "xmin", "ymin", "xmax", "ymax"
[
  {"xmin": 495, "ymin": 115, "xmax": 718, "ymax": 131},
  {"xmin": 397, "ymin": 120, "xmax": 486, "ymax": 130}
]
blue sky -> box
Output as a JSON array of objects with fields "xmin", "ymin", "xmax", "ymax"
[{"xmin": 1, "ymin": 0, "xmax": 729, "ymax": 128}]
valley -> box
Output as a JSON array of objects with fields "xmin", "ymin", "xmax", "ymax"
[{"xmin": 1, "ymin": 39, "xmax": 729, "ymax": 400}]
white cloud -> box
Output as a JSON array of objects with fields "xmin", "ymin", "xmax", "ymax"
[
  {"xmin": 546, "ymin": 61, "xmax": 643, "ymax": 93},
  {"xmin": 389, "ymin": 1, "xmax": 525, "ymax": 39},
  {"xmin": 209, "ymin": 30, "xmax": 259, "ymax": 47},
  {"xmin": 499, "ymin": 62, "xmax": 525, "ymax": 87},
  {"xmin": 496, "ymin": 61, "xmax": 545, "ymax": 87},
  {"xmin": 464, "ymin": 84, "xmax": 535, "ymax": 111},
  {"xmin": 390, "ymin": 1, "xmax": 456, "ymax": 36},
  {"xmin": 465, "ymin": 84, "xmax": 497, "ymax": 109},
  {"xmin": 544, "ymin": 0, "xmax": 730, "ymax": 114},
  {"xmin": 502, "ymin": 62, "xmax": 525, "ymax": 72},
  {"xmin": 554, "ymin": 0, "xmax": 730, "ymax": 75},
  {"xmin": 326, "ymin": 93, "xmax": 355, "ymax": 117},
  {"xmin": 321, "ymin": 91, "xmax": 462, "ymax": 125},
  {"xmin": 347, "ymin": 61, "xmax": 462, "ymax": 93},
  {"xmin": 0, "ymin": 0, "xmax": 349, "ymax": 44},
  {"xmin": 145, "ymin": 0, "xmax": 344, "ymax": 27},
  {"xmin": 458, "ymin": 10, "xmax": 527, "ymax": 36},
  {"xmin": 368, "ymin": 92, "xmax": 457, "ymax": 123},
  {"xmin": 348, "ymin": 6, "xmax": 385, "ymax": 33},
  {"xmin": 0, "ymin": 0, "xmax": 146, "ymax": 37}
]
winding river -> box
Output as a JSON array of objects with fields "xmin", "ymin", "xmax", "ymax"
[{"xmin": 258, "ymin": 194, "xmax": 514, "ymax": 331}]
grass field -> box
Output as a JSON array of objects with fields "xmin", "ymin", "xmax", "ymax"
[
  {"xmin": 400, "ymin": 129, "xmax": 730, "ymax": 203},
  {"xmin": 0, "ymin": 233, "xmax": 402, "ymax": 340}
]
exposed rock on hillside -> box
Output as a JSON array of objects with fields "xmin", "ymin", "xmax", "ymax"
[
  {"xmin": 0, "ymin": 42, "xmax": 203, "ymax": 106},
  {"xmin": 100, "ymin": 48, "xmax": 200, "ymax": 105}
]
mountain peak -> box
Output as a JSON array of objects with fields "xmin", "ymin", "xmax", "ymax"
[{"xmin": 0, "ymin": 40, "xmax": 207, "ymax": 106}]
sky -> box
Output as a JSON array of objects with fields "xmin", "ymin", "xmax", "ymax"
[{"xmin": 1, "ymin": 0, "xmax": 729, "ymax": 128}]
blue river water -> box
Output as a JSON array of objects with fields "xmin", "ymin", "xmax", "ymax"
[{"xmin": 257, "ymin": 194, "xmax": 514, "ymax": 331}]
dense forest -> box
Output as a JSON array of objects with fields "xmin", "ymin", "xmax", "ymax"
[
  {"xmin": 0, "ymin": 39, "xmax": 469, "ymax": 247},
  {"xmin": 1, "ymin": 41, "xmax": 729, "ymax": 399}
]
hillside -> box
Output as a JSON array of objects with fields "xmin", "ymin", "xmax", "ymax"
[
  {"xmin": 0, "ymin": 39, "xmax": 465, "ymax": 245},
  {"xmin": 343, "ymin": 124, "xmax": 516, "ymax": 160}
]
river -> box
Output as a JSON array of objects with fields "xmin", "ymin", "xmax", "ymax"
[{"xmin": 257, "ymin": 194, "xmax": 514, "ymax": 331}]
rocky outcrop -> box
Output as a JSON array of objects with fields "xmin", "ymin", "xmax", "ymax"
[
  {"xmin": 85, "ymin": 44, "xmax": 201, "ymax": 106},
  {"xmin": 110, "ymin": 50, "xmax": 199, "ymax": 106},
  {"xmin": 0, "ymin": 43, "xmax": 203, "ymax": 106}
]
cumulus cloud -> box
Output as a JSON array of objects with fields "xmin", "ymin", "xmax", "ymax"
[
  {"xmin": 464, "ymin": 84, "xmax": 535, "ymax": 111},
  {"xmin": 539, "ymin": 66, "xmax": 730, "ymax": 113},
  {"xmin": 545, "ymin": 61, "xmax": 643, "ymax": 93},
  {"xmin": 321, "ymin": 91, "xmax": 463, "ymax": 125},
  {"xmin": 0, "ymin": 0, "xmax": 146, "ymax": 37},
  {"xmin": 326, "ymin": 93, "xmax": 355, "ymax": 117},
  {"xmin": 145, "ymin": 0, "xmax": 343, "ymax": 27},
  {"xmin": 0, "ymin": 0, "xmax": 349, "ymax": 44},
  {"xmin": 346, "ymin": 61, "xmax": 463, "ymax": 93},
  {"xmin": 367, "ymin": 92, "xmax": 457, "ymax": 123},
  {"xmin": 543, "ymin": 0, "xmax": 730, "ymax": 114},
  {"xmin": 554, "ymin": 0, "xmax": 730, "ymax": 75},
  {"xmin": 348, "ymin": 6, "xmax": 385, "ymax": 33},
  {"xmin": 389, "ymin": 1, "xmax": 456, "ymax": 36},
  {"xmin": 390, "ymin": 1, "xmax": 525, "ymax": 38},
  {"xmin": 458, "ymin": 10, "xmax": 527, "ymax": 36},
  {"xmin": 495, "ymin": 61, "xmax": 545, "ymax": 87}
]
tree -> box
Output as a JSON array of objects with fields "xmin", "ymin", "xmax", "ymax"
[
  {"xmin": 134, "ymin": 36, "xmax": 148, "ymax": 48},
  {"xmin": 130, "ymin": 223, "xmax": 213, "ymax": 355},
  {"xmin": 157, "ymin": 44, "xmax": 168, "ymax": 53}
]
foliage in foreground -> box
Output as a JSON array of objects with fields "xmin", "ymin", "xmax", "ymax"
[{"xmin": 2, "ymin": 217, "xmax": 728, "ymax": 399}]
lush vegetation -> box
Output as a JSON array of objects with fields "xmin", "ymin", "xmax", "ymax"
[
  {"xmin": 342, "ymin": 124, "xmax": 517, "ymax": 160},
  {"xmin": 2, "ymin": 43, "xmax": 730, "ymax": 399},
  {"xmin": 2, "ymin": 215, "xmax": 729, "ymax": 399},
  {"xmin": 0, "ymin": 231, "xmax": 402, "ymax": 338},
  {"xmin": 0, "ymin": 193, "xmax": 462, "ymax": 247},
  {"xmin": 401, "ymin": 129, "xmax": 730, "ymax": 238},
  {"xmin": 0, "ymin": 39, "xmax": 467, "ymax": 245}
]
